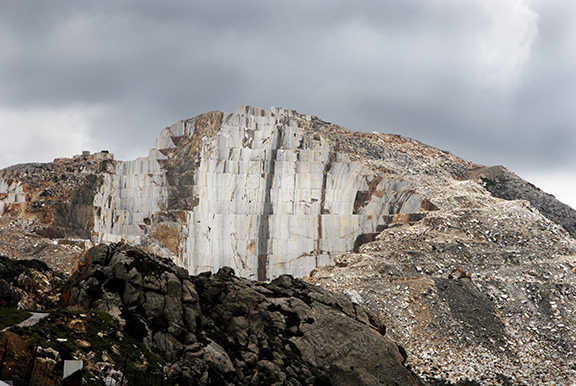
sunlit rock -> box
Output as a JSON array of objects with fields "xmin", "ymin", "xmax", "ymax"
[{"xmin": 91, "ymin": 106, "xmax": 437, "ymax": 279}]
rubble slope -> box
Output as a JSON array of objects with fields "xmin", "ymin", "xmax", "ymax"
[{"xmin": 307, "ymin": 196, "xmax": 576, "ymax": 385}]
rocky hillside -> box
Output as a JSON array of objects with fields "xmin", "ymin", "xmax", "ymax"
[
  {"xmin": 2, "ymin": 107, "xmax": 574, "ymax": 283},
  {"xmin": 1, "ymin": 105, "xmax": 576, "ymax": 385},
  {"xmin": 307, "ymin": 186, "xmax": 576, "ymax": 384},
  {"xmin": 0, "ymin": 106, "xmax": 476, "ymax": 280},
  {"xmin": 1, "ymin": 243, "xmax": 424, "ymax": 386}
]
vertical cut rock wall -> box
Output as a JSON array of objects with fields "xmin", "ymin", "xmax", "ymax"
[{"xmin": 92, "ymin": 106, "xmax": 433, "ymax": 279}]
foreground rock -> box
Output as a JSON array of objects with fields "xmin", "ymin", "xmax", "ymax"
[{"xmin": 63, "ymin": 243, "xmax": 424, "ymax": 385}]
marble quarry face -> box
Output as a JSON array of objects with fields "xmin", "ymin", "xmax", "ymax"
[{"xmin": 86, "ymin": 106, "xmax": 436, "ymax": 280}]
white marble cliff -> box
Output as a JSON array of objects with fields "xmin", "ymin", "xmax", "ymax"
[{"xmin": 91, "ymin": 106, "xmax": 437, "ymax": 280}]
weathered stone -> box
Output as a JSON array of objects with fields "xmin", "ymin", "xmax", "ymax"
[
  {"xmin": 215, "ymin": 266, "xmax": 235, "ymax": 281},
  {"xmin": 257, "ymin": 359, "xmax": 281, "ymax": 376},
  {"xmin": 190, "ymin": 261, "xmax": 423, "ymax": 386},
  {"xmin": 84, "ymin": 244, "xmax": 110, "ymax": 266},
  {"xmin": 142, "ymin": 275, "xmax": 162, "ymax": 292},
  {"xmin": 241, "ymin": 351, "xmax": 258, "ymax": 367},
  {"xmin": 291, "ymin": 300, "xmax": 419, "ymax": 385},
  {"xmin": 220, "ymin": 284, "xmax": 265, "ymax": 316},
  {"xmin": 181, "ymin": 279, "xmax": 199, "ymax": 304},
  {"xmin": 183, "ymin": 305, "xmax": 198, "ymax": 333},
  {"xmin": 203, "ymin": 340, "xmax": 235, "ymax": 374},
  {"xmin": 126, "ymin": 267, "xmax": 143, "ymax": 287},
  {"xmin": 143, "ymin": 291, "xmax": 165, "ymax": 318},
  {"xmin": 122, "ymin": 282, "xmax": 142, "ymax": 305},
  {"xmin": 69, "ymin": 287, "xmax": 90, "ymax": 308},
  {"xmin": 163, "ymin": 295, "xmax": 183, "ymax": 325},
  {"xmin": 93, "ymin": 292, "xmax": 123, "ymax": 320},
  {"xmin": 227, "ymin": 316, "xmax": 249, "ymax": 346},
  {"xmin": 108, "ymin": 251, "xmax": 134, "ymax": 271},
  {"xmin": 152, "ymin": 331, "xmax": 180, "ymax": 362},
  {"xmin": 162, "ymin": 272, "xmax": 182, "ymax": 298}
]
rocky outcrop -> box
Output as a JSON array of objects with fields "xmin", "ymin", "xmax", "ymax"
[
  {"xmin": 0, "ymin": 153, "xmax": 114, "ymax": 240},
  {"xmin": 0, "ymin": 255, "xmax": 60, "ymax": 310},
  {"xmin": 63, "ymin": 243, "xmax": 424, "ymax": 386},
  {"xmin": 464, "ymin": 165, "xmax": 576, "ymax": 238},
  {"xmin": 91, "ymin": 106, "xmax": 448, "ymax": 280},
  {"xmin": 2, "ymin": 106, "xmax": 470, "ymax": 280}
]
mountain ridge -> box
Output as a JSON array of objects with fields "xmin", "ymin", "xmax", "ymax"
[{"xmin": 2, "ymin": 106, "xmax": 574, "ymax": 279}]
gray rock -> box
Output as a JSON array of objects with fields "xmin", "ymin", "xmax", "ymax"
[
  {"xmin": 181, "ymin": 279, "xmax": 199, "ymax": 304},
  {"xmin": 143, "ymin": 291, "xmax": 164, "ymax": 318},
  {"xmin": 84, "ymin": 244, "xmax": 110, "ymax": 266},
  {"xmin": 183, "ymin": 305, "xmax": 198, "ymax": 333},
  {"xmin": 93, "ymin": 292, "xmax": 123, "ymax": 319},
  {"xmin": 163, "ymin": 295, "xmax": 183, "ymax": 325},
  {"xmin": 122, "ymin": 282, "xmax": 143, "ymax": 305},
  {"xmin": 163, "ymin": 272, "xmax": 182, "ymax": 298},
  {"xmin": 143, "ymin": 275, "xmax": 162, "ymax": 291},
  {"xmin": 203, "ymin": 340, "xmax": 235, "ymax": 374},
  {"xmin": 55, "ymin": 245, "xmax": 427, "ymax": 385},
  {"xmin": 241, "ymin": 351, "xmax": 258, "ymax": 366},
  {"xmin": 69, "ymin": 287, "xmax": 90, "ymax": 308},
  {"xmin": 227, "ymin": 316, "xmax": 249, "ymax": 346},
  {"xmin": 126, "ymin": 267, "xmax": 143, "ymax": 287},
  {"xmin": 291, "ymin": 301, "xmax": 420, "ymax": 386}
]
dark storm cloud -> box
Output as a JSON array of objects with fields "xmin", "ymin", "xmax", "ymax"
[{"xmin": 0, "ymin": 0, "xmax": 575, "ymax": 206}]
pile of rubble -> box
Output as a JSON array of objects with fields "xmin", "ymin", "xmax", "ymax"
[
  {"xmin": 0, "ymin": 217, "xmax": 82, "ymax": 276},
  {"xmin": 307, "ymin": 198, "xmax": 576, "ymax": 385}
]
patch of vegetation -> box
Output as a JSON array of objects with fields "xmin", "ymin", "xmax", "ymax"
[
  {"xmin": 0, "ymin": 308, "xmax": 32, "ymax": 330},
  {"xmin": 0, "ymin": 255, "xmax": 50, "ymax": 281},
  {"xmin": 127, "ymin": 250, "xmax": 168, "ymax": 277},
  {"xmin": 11, "ymin": 309, "xmax": 176, "ymax": 385}
]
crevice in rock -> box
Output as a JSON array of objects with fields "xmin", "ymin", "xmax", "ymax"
[{"xmin": 258, "ymin": 126, "xmax": 285, "ymax": 281}]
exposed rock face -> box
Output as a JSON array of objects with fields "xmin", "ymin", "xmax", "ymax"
[
  {"xmin": 0, "ymin": 153, "xmax": 114, "ymax": 240},
  {"xmin": 91, "ymin": 106, "xmax": 448, "ymax": 280},
  {"xmin": 0, "ymin": 254, "xmax": 60, "ymax": 309},
  {"xmin": 3, "ymin": 106, "xmax": 574, "ymax": 284},
  {"xmin": 65, "ymin": 243, "xmax": 424, "ymax": 386},
  {"xmin": 1, "ymin": 106, "xmax": 457, "ymax": 280}
]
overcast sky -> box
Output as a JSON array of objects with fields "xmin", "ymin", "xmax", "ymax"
[{"xmin": 1, "ymin": 1, "xmax": 575, "ymax": 208}]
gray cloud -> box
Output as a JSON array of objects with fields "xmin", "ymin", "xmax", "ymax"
[{"xmin": 0, "ymin": 0, "xmax": 575, "ymax": 206}]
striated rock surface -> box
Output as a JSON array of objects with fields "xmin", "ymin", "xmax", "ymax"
[
  {"xmin": 1, "ymin": 106, "xmax": 461, "ymax": 280},
  {"xmin": 90, "ymin": 106, "xmax": 451, "ymax": 280}
]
